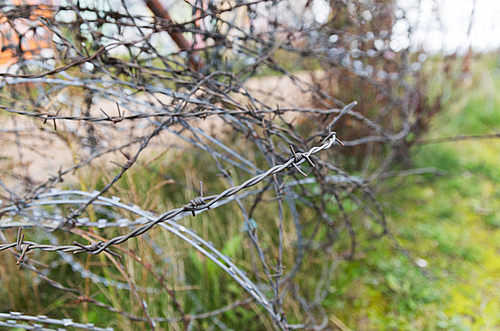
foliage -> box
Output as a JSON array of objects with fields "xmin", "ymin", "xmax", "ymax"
[{"xmin": 1, "ymin": 0, "xmax": 495, "ymax": 331}]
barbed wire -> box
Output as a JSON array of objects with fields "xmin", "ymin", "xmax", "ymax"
[
  {"xmin": 0, "ymin": 311, "xmax": 113, "ymax": 331},
  {"xmin": 0, "ymin": 132, "xmax": 344, "ymax": 330},
  {"xmin": 0, "ymin": 0, "xmax": 449, "ymax": 329}
]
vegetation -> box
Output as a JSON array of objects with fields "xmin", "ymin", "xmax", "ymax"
[
  {"xmin": 1, "ymin": 0, "xmax": 500, "ymax": 330},
  {"xmin": 326, "ymin": 54, "xmax": 500, "ymax": 330},
  {"xmin": 2, "ymin": 54, "xmax": 499, "ymax": 330}
]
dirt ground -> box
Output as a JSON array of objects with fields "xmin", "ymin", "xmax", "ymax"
[{"xmin": 0, "ymin": 71, "xmax": 325, "ymax": 194}]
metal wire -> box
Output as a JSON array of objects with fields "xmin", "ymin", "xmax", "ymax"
[
  {"xmin": 0, "ymin": 0, "xmax": 446, "ymax": 329},
  {"xmin": 0, "ymin": 312, "xmax": 113, "ymax": 331}
]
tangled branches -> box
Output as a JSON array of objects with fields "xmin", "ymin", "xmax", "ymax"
[{"xmin": 0, "ymin": 0, "xmax": 441, "ymax": 330}]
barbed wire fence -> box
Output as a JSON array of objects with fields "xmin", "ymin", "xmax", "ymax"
[{"xmin": 0, "ymin": 0, "xmax": 449, "ymax": 330}]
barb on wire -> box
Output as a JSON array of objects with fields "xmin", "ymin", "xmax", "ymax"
[
  {"xmin": 0, "ymin": 311, "xmax": 113, "ymax": 331},
  {"xmin": 1, "ymin": 132, "xmax": 341, "ymax": 258},
  {"xmin": 183, "ymin": 181, "xmax": 209, "ymax": 216},
  {"xmin": 0, "ymin": 0, "xmax": 443, "ymax": 329}
]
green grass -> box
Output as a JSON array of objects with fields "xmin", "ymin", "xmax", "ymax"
[
  {"xmin": 2, "ymin": 54, "xmax": 500, "ymax": 330},
  {"xmin": 322, "ymin": 54, "xmax": 500, "ymax": 330}
]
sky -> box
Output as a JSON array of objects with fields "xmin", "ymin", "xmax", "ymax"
[
  {"xmin": 400, "ymin": 0, "xmax": 500, "ymax": 53},
  {"xmin": 309, "ymin": 0, "xmax": 500, "ymax": 54}
]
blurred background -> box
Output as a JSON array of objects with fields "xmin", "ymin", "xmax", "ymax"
[{"xmin": 1, "ymin": 0, "xmax": 500, "ymax": 330}]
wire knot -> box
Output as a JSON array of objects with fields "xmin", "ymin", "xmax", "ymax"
[
  {"xmin": 16, "ymin": 228, "xmax": 30, "ymax": 265},
  {"xmin": 73, "ymin": 241, "xmax": 121, "ymax": 258},
  {"xmin": 183, "ymin": 181, "xmax": 209, "ymax": 216},
  {"xmin": 289, "ymin": 145, "xmax": 315, "ymax": 177},
  {"xmin": 320, "ymin": 131, "xmax": 343, "ymax": 146},
  {"xmin": 74, "ymin": 240, "xmax": 102, "ymax": 252},
  {"xmin": 88, "ymin": 242, "xmax": 101, "ymax": 251},
  {"xmin": 190, "ymin": 196, "xmax": 205, "ymax": 207}
]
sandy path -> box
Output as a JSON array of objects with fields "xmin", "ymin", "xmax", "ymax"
[{"xmin": 0, "ymin": 71, "xmax": 321, "ymax": 194}]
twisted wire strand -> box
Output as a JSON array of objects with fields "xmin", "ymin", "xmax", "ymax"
[
  {"xmin": 87, "ymin": 132, "xmax": 340, "ymax": 255},
  {"xmin": 0, "ymin": 311, "xmax": 113, "ymax": 331},
  {"xmin": 0, "ymin": 132, "xmax": 341, "ymax": 329},
  {"xmin": 0, "ymin": 0, "xmax": 439, "ymax": 328},
  {"xmin": 2, "ymin": 133, "xmax": 340, "ymax": 256},
  {"xmin": 0, "ymin": 132, "xmax": 340, "ymax": 256}
]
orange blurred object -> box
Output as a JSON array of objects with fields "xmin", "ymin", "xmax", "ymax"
[{"xmin": 0, "ymin": 0, "xmax": 53, "ymax": 67}]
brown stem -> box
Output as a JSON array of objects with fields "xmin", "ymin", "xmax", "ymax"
[{"xmin": 144, "ymin": 0, "xmax": 204, "ymax": 71}]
